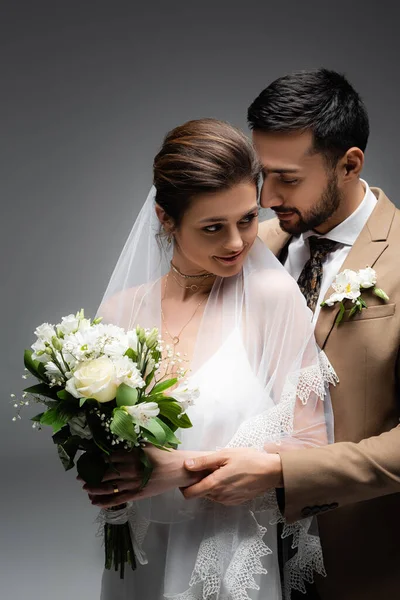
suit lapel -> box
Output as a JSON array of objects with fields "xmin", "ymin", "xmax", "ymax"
[{"xmin": 315, "ymin": 189, "xmax": 396, "ymax": 349}]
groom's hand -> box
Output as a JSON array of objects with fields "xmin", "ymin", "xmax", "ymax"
[{"xmin": 182, "ymin": 448, "xmax": 283, "ymax": 505}]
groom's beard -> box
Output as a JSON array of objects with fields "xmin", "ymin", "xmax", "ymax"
[{"xmin": 276, "ymin": 175, "xmax": 343, "ymax": 235}]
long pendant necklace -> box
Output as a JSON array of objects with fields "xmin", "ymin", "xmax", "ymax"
[{"xmin": 161, "ymin": 273, "xmax": 207, "ymax": 347}]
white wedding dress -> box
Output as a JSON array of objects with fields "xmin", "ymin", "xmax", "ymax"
[
  {"xmin": 100, "ymin": 328, "xmax": 329, "ymax": 600},
  {"xmin": 97, "ymin": 190, "xmax": 336, "ymax": 600}
]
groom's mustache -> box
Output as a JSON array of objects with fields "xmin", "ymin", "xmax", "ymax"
[{"xmin": 271, "ymin": 206, "xmax": 301, "ymax": 216}]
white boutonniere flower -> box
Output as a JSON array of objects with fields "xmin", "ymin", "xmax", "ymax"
[{"xmin": 321, "ymin": 266, "xmax": 389, "ymax": 324}]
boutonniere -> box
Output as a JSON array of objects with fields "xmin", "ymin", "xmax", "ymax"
[{"xmin": 321, "ymin": 267, "xmax": 389, "ymax": 325}]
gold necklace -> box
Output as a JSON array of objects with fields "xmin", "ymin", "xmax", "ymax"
[
  {"xmin": 170, "ymin": 261, "xmax": 213, "ymax": 280},
  {"xmin": 161, "ymin": 273, "xmax": 207, "ymax": 346},
  {"xmin": 170, "ymin": 271, "xmax": 210, "ymax": 292}
]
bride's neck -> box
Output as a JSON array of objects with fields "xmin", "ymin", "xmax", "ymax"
[{"xmin": 167, "ymin": 253, "xmax": 216, "ymax": 301}]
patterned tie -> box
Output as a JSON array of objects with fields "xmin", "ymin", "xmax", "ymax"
[{"xmin": 297, "ymin": 236, "xmax": 338, "ymax": 313}]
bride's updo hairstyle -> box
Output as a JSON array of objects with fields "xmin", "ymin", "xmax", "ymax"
[{"xmin": 153, "ymin": 118, "xmax": 261, "ymax": 226}]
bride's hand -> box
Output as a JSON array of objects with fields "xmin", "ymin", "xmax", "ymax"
[{"xmin": 82, "ymin": 447, "xmax": 210, "ymax": 509}]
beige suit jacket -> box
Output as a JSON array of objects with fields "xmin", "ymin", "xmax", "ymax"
[{"xmin": 258, "ymin": 188, "xmax": 400, "ymax": 600}]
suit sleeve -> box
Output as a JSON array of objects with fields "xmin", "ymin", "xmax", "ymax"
[{"xmin": 278, "ymin": 422, "xmax": 400, "ymax": 522}]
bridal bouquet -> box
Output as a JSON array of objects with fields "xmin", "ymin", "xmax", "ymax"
[{"xmin": 16, "ymin": 310, "xmax": 195, "ymax": 577}]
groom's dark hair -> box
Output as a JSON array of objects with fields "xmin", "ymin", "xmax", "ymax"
[{"xmin": 247, "ymin": 68, "xmax": 370, "ymax": 166}]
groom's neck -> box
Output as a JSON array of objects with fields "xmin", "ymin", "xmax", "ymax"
[{"xmin": 314, "ymin": 179, "xmax": 365, "ymax": 235}]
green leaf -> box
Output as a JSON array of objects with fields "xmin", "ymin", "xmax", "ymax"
[
  {"xmin": 348, "ymin": 305, "xmax": 358, "ymax": 318},
  {"xmin": 24, "ymin": 383, "xmax": 59, "ymax": 400},
  {"xmin": 79, "ymin": 397, "xmax": 87, "ymax": 407},
  {"xmin": 85, "ymin": 411, "xmax": 111, "ymax": 455},
  {"xmin": 57, "ymin": 402, "xmax": 79, "ymax": 421},
  {"xmin": 39, "ymin": 401, "xmax": 78, "ymax": 433},
  {"xmin": 154, "ymin": 417, "xmax": 181, "ymax": 446},
  {"xmin": 359, "ymin": 297, "xmax": 368, "ymax": 309},
  {"xmin": 139, "ymin": 449, "xmax": 153, "ymax": 489},
  {"xmin": 142, "ymin": 418, "xmax": 167, "ymax": 446},
  {"xmin": 335, "ymin": 302, "xmax": 346, "ymax": 325},
  {"xmin": 151, "ymin": 378, "xmax": 178, "ymax": 395},
  {"xmin": 116, "ymin": 383, "xmax": 138, "ymax": 407},
  {"xmin": 23, "ymin": 349, "xmax": 47, "ymax": 382},
  {"xmin": 40, "ymin": 407, "xmax": 68, "ymax": 432},
  {"xmin": 57, "ymin": 444, "xmax": 75, "ymax": 470},
  {"xmin": 52, "ymin": 425, "xmax": 71, "ymax": 445},
  {"xmin": 124, "ymin": 348, "xmax": 138, "ymax": 362},
  {"xmin": 76, "ymin": 451, "xmax": 107, "ymax": 486},
  {"xmin": 31, "ymin": 412, "xmax": 45, "ymax": 423},
  {"xmin": 57, "ymin": 389, "xmax": 77, "ymax": 403},
  {"xmin": 137, "ymin": 432, "xmax": 165, "ymax": 449},
  {"xmin": 56, "ymin": 435, "xmax": 83, "ymax": 470},
  {"xmin": 110, "ymin": 409, "xmax": 138, "ymax": 443},
  {"xmin": 156, "ymin": 399, "xmax": 193, "ymax": 429}
]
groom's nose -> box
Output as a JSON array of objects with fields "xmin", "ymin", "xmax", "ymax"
[{"xmin": 259, "ymin": 182, "xmax": 283, "ymax": 210}]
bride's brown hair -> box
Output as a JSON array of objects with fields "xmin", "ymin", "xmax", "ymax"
[{"xmin": 153, "ymin": 118, "xmax": 261, "ymax": 226}]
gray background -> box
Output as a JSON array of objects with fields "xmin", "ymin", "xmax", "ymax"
[{"xmin": 1, "ymin": 1, "xmax": 398, "ymax": 598}]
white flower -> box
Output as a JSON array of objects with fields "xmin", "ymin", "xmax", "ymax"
[
  {"xmin": 58, "ymin": 314, "xmax": 80, "ymax": 336},
  {"xmin": 66, "ymin": 356, "xmax": 117, "ymax": 403},
  {"xmin": 34, "ymin": 323, "xmax": 56, "ymax": 342},
  {"xmin": 330, "ymin": 269, "xmax": 361, "ymax": 303},
  {"xmin": 44, "ymin": 361, "xmax": 64, "ymax": 381},
  {"xmin": 127, "ymin": 330, "xmax": 138, "ymax": 352},
  {"xmin": 358, "ymin": 267, "xmax": 377, "ymax": 289},
  {"xmin": 125, "ymin": 401, "xmax": 160, "ymax": 426},
  {"xmin": 169, "ymin": 384, "xmax": 200, "ymax": 412},
  {"xmin": 78, "ymin": 318, "xmax": 92, "ymax": 333},
  {"xmin": 103, "ymin": 335, "xmax": 130, "ymax": 360},
  {"xmin": 63, "ymin": 327, "xmax": 101, "ymax": 361},
  {"xmin": 31, "ymin": 338, "xmax": 50, "ymax": 363},
  {"xmin": 114, "ymin": 355, "xmax": 145, "ymax": 389}
]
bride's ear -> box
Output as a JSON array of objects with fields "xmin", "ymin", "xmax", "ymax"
[{"xmin": 155, "ymin": 203, "xmax": 175, "ymax": 236}]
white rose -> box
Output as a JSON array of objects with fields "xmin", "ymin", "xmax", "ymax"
[
  {"xmin": 66, "ymin": 356, "xmax": 117, "ymax": 403},
  {"xmin": 125, "ymin": 401, "xmax": 160, "ymax": 426},
  {"xmin": 358, "ymin": 267, "xmax": 377, "ymax": 289},
  {"xmin": 332, "ymin": 269, "xmax": 361, "ymax": 301}
]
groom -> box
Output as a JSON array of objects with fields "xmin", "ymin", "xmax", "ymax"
[{"xmin": 183, "ymin": 69, "xmax": 400, "ymax": 599}]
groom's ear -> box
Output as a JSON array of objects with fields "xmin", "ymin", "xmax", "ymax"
[
  {"xmin": 155, "ymin": 203, "xmax": 175, "ymax": 233},
  {"xmin": 339, "ymin": 147, "xmax": 364, "ymax": 182}
]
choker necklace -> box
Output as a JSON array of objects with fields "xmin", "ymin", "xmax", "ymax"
[
  {"xmin": 171, "ymin": 261, "xmax": 213, "ymax": 281},
  {"xmin": 170, "ymin": 272, "xmax": 209, "ymax": 292}
]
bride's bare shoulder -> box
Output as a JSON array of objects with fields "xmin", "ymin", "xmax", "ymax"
[
  {"xmin": 247, "ymin": 266, "xmax": 300, "ymax": 304},
  {"xmin": 98, "ymin": 281, "xmax": 160, "ymax": 328}
]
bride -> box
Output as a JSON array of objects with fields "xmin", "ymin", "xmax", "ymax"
[{"xmin": 83, "ymin": 118, "xmax": 337, "ymax": 600}]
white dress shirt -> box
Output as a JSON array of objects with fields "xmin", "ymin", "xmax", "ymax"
[{"xmin": 284, "ymin": 179, "xmax": 377, "ymax": 322}]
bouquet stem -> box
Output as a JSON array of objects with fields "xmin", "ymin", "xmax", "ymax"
[{"xmin": 103, "ymin": 504, "xmax": 136, "ymax": 579}]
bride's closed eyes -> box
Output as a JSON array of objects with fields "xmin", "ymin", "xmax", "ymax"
[{"xmin": 201, "ymin": 211, "xmax": 259, "ymax": 234}]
